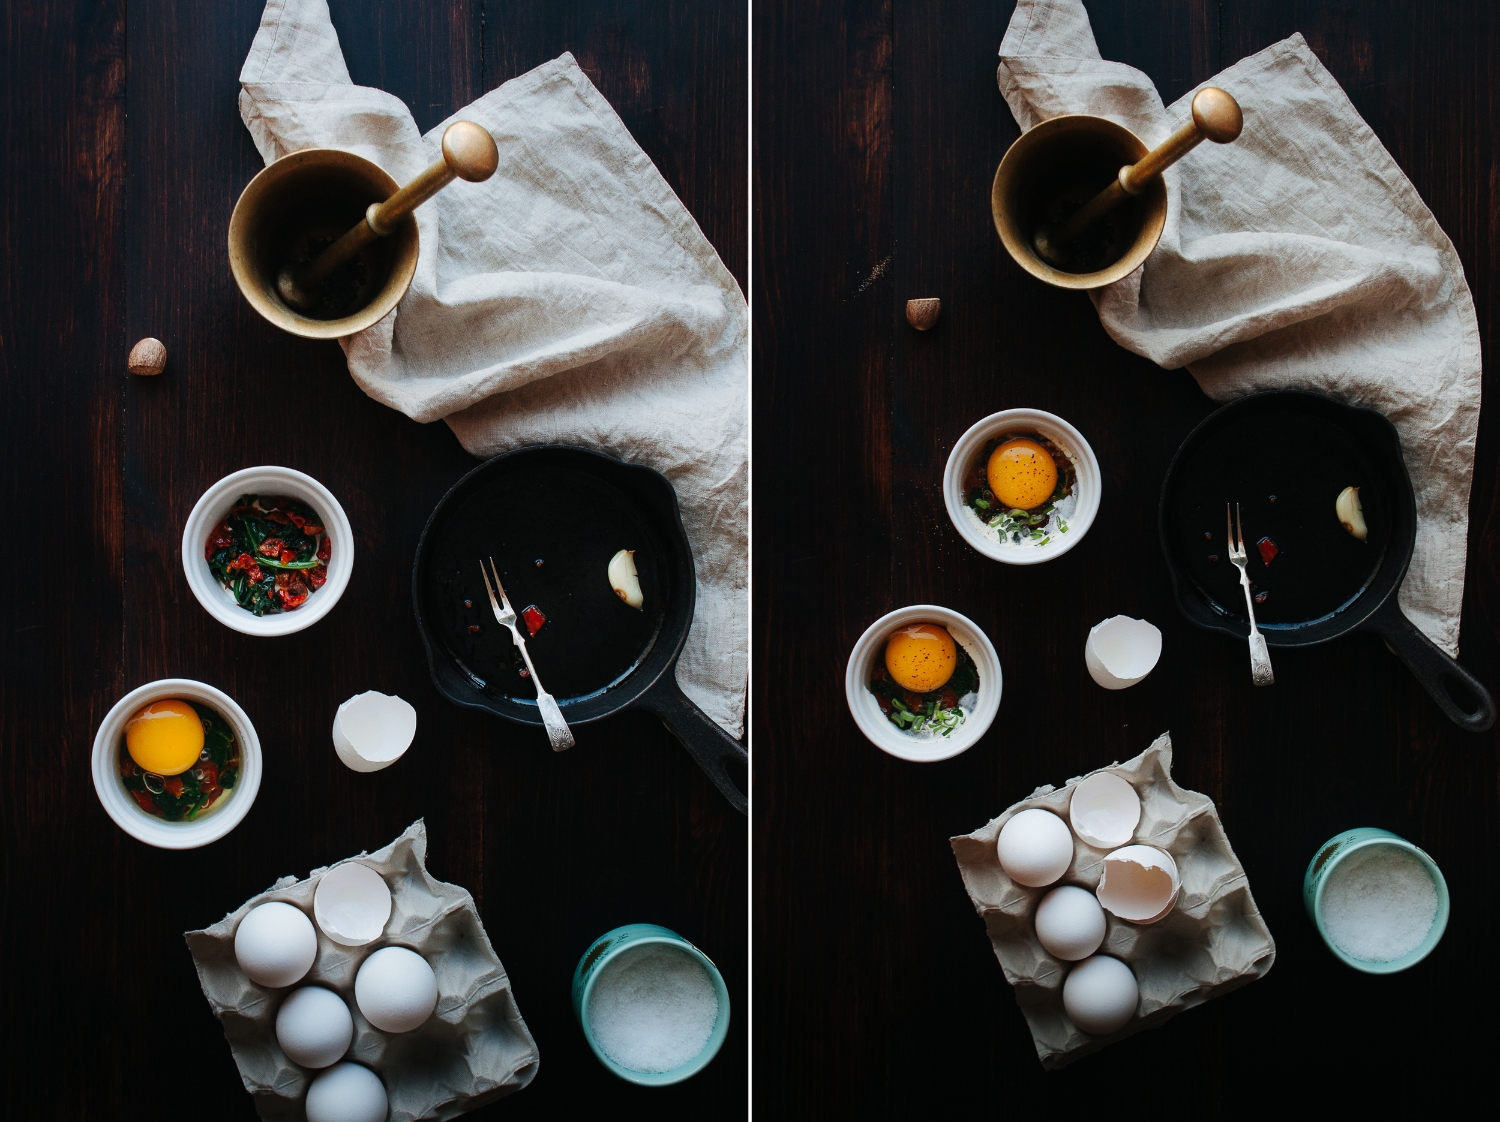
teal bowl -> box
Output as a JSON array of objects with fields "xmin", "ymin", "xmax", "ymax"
[
  {"xmin": 1303, "ymin": 827, "xmax": 1449, "ymax": 974},
  {"xmin": 571, "ymin": 923, "xmax": 731, "ymax": 1086}
]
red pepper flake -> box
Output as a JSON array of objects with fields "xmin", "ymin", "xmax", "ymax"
[
  {"xmin": 1257, "ymin": 537, "xmax": 1278, "ymax": 566},
  {"xmin": 467, "ymin": 624, "xmax": 482, "ymax": 634},
  {"xmin": 521, "ymin": 604, "xmax": 546, "ymax": 636}
]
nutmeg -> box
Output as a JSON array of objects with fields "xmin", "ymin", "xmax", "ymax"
[
  {"xmin": 905, "ymin": 298, "xmax": 940, "ymax": 331},
  {"xmin": 127, "ymin": 337, "xmax": 167, "ymax": 376}
]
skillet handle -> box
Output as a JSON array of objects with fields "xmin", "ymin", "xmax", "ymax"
[
  {"xmin": 1365, "ymin": 598, "xmax": 1496, "ymax": 732},
  {"xmin": 637, "ymin": 674, "xmax": 748, "ymax": 814}
]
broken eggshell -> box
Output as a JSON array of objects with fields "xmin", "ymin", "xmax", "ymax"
[
  {"xmin": 1068, "ymin": 771, "xmax": 1141, "ymax": 849},
  {"xmin": 608, "ymin": 549, "xmax": 643, "ymax": 609},
  {"xmin": 1096, "ymin": 844, "xmax": 1180, "ymax": 924},
  {"xmin": 332, "ymin": 691, "xmax": 416, "ymax": 773},
  {"xmin": 313, "ymin": 862, "xmax": 393, "ymax": 947},
  {"xmin": 1084, "ymin": 616, "xmax": 1162, "ymax": 690}
]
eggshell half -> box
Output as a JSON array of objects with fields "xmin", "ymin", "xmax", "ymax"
[
  {"xmin": 1084, "ymin": 616, "xmax": 1162, "ymax": 689},
  {"xmin": 355, "ymin": 945, "xmax": 439, "ymax": 1033},
  {"xmin": 1096, "ymin": 844, "xmax": 1180, "ymax": 923},
  {"xmin": 276, "ymin": 985, "xmax": 353, "ymax": 1069},
  {"xmin": 1034, "ymin": 885, "xmax": 1107, "ymax": 962},
  {"xmin": 313, "ymin": 863, "xmax": 392, "ymax": 947},
  {"xmin": 305, "ymin": 1061, "xmax": 388, "ymax": 1122},
  {"xmin": 1063, "ymin": 954, "xmax": 1139, "ymax": 1035},
  {"xmin": 332, "ymin": 691, "xmax": 417, "ymax": 773},
  {"xmin": 996, "ymin": 808, "xmax": 1074, "ymax": 887},
  {"xmin": 234, "ymin": 901, "xmax": 318, "ymax": 989},
  {"xmin": 1068, "ymin": 771, "xmax": 1141, "ymax": 849}
]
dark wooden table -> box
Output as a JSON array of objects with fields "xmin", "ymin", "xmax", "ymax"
[
  {"xmin": 0, "ymin": 1, "xmax": 745, "ymax": 1116},
  {"xmin": 756, "ymin": 0, "xmax": 1498, "ymax": 1109}
]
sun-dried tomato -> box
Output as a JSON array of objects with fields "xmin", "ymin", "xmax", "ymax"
[
  {"xmin": 1257, "ymin": 537, "xmax": 1279, "ymax": 566},
  {"xmin": 205, "ymin": 522, "xmax": 235, "ymax": 556},
  {"xmin": 307, "ymin": 562, "xmax": 328, "ymax": 590},
  {"xmin": 131, "ymin": 788, "xmax": 161, "ymax": 816},
  {"xmin": 302, "ymin": 522, "xmax": 325, "ymax": 535},
  {"xmin": 258, "ymin": 537, "xmax": 287, "ymax": 559},
  {"xmin": 280, "ymin": 549, "xmax": 297, "ymax": 564},
  {"xmin": 522, "ymin": 604, "xmax": 546, "ymax": 636},
  {"xmin": 274, "ymin": 572, "xmax": 310, "ymax": 609},
  {"xmin": 317, "ymin": 537, "xmax": 331, "ymax": 562},
  {"xmin": 227, "ymin": 552, "xmax": 254, "ymax": 572},
  {"xmin": 265, "ymin": 508, "xmax": 291, "ymax": 524},
  {"xmin": 164, "ymin": 776, "xmax": 184, "ymax": 797}
]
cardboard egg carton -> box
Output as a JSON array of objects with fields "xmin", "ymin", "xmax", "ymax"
[
  {"xmin": 185, "ymin": 820, "xmax": 538, "ymax": 1120},
  {"xmin": 951, "ymin": 733, "xmax": 1275, "ymax": 1068}
]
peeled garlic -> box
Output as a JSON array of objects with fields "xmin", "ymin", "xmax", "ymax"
[
  {"xmin": 1336, "ymin": 485, "xmax": 1367, "ymax": 541},
  {"xmin": 608, "ymin": 549, "xmax": 643, "ymax": 609}
]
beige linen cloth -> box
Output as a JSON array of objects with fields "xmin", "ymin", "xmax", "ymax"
[
  {"xmin": 1001, "ymin": 0, "xmax": 1482, "ymax": 655},
  {"xmin": 240, "ymin": 0, "xmax": 748, "ymax": 735}
]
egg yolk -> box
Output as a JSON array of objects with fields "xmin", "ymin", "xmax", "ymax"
[
  {"xmin": 125, "ymin": 699, "xmax": 204, "ymax": 776},
  {"xmin": 987, "ymin": 439, "xmax": 1058, "ymax": 511},
  {"xmin": 884, "ymin": 624, "xmax": 957, "ymax": 693}
]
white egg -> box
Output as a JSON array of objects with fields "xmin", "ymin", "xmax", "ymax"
[
  {"xmin": 1034, "ymin": 885, "xmax": 1106, "ymax": 961},
  {"xmin": 355, "ymin": 946, "xmax": 438, "ymax": 1033},
  {"xmin": 1062, "ymin": 954, "xmax": 1138, "ymax": 1035},
  {"xmin": 276, "ymin": 985, "xmax": 354, "ymax": 1069},
  {"xmin": 314, "ymin": 862, "xmax": 393, "ymax": 947},
  {"xmin": 1096, "ymin": 844, "xmax": 1180, "ymax": 923},
  {"xmin": 235, "ymin": 901, "xmax": 318, "ymax": 989},
  {"xmin": 305, "ymin": 1061, "xmax": 388, "ymax": 1122},
  {"xmin": 996, "ymin": 808, "xmax": 1074, "ymax": 887}
]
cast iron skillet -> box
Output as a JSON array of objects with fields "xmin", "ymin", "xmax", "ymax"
[
  {"xmin": 1159, "ymin": 390, "xmax": 1494, "ymax": 732},
  {"xmin": 412, "ymin": 446, "xmax": 748, "ymax": 812}
]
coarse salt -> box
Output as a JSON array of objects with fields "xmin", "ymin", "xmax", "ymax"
[
  {"xmin": 588, "ymin": 944, "xmax": 718, "ymax": 1074},
  {"xmin": 1322, "ymin": 845, "xmax": 1438, "ymax": 962}
]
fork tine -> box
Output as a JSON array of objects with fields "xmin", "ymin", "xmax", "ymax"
[
  {"xmin": 1226, "ymin": 502, "xmax": 1233, "ymax": 549},
  {"xmin": 478, "ymin": 558, "xmax": 498, "ymax": 605},
  {"xmin": 1236, "ymin": 503, "xmax": 1244, "ymax": 550}
]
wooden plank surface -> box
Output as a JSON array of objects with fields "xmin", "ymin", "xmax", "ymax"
[
  {"xmin": 755, "ymin": 0, "xmax": 1498, "ymax": 1108},
  {"xmin": 0, "ymin": 0, "xmax": 745, "ymax": 1116}
]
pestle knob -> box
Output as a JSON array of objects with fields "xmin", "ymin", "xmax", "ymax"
[
  {"xmin": 277, "ymin": 121, "xmax": 499, "ymax": 312},
  {"xmin": 1034, "ymin": 87, "xmax": 1242, "ymax": 267}
]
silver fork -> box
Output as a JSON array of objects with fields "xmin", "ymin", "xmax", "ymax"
[
  {"xmin": 1227, "ymin": 503, "xmax": 1275, "ymax": 687},
  {"xmin": 479, "ymin": 557, "xmax": 575, "ymax": 751}
]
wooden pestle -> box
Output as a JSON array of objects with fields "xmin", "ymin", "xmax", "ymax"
[
  {"xmin": 277, "ymin": 121, "xmax": 500, "ymax": 311},
  {"xmin": 1033, "ymin": 88, "xmax": 1243, "ymax": 267}
]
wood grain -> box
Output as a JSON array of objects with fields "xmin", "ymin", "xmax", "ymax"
[
  {"xmin": 755, "ymin": 0, "xmax": 1498, "ymax": 1109},
  {"xmin": 0, "ymin": 0, "xmax": 745, "ymax": 1116}
]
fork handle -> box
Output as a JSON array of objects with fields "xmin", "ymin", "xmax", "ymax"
[
  {"xmin": 534, "ymin": 690, "xmax": 575, "ymax": 752},
  {"xmin": 1247, "ymin": 630, "xmax": 1275, "ymax": 687}
]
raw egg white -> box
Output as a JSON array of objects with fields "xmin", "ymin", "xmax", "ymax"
[
  {"xmin": 987, "ymin": 439, "xmax": 1057, "ymax": 510},
  {"xmin": 1062, "ymin": 954, "xmax": 1138, "ymax": 1035},
  {"xmin": 996, "ymin": 808, "xmax": 1074, "ymax": 887},
  {"xmin": 276, "ymin": 986, "xmax": 353, "ymax": 1069},
  {"xmin": 125, "ymin": 699, "xmax": 204, "ymax": 776},
  {"xmin": 235, "ymin": 901, "xmax": 318, "ymax": 989},
  {"xmin": 1034, "ymin": 885, "xmax": 1107, "ymax": 961},
  {"xmin": 355, "ymin": 946, "xmax": 438, "ymax": 1033},
  {"xmin": 884, "ymin": 625, "xmax": 957, "ymax": 693},
  {"xmin": 305, "ymin": 1061, "xmax": 388, "ymax": 1122}
]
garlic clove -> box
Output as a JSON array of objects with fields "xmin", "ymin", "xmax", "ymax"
[
  {"xmin": 608, "ymin": 549, "xmax": 643, "ymax": 609},
  {"xmin": 1336, "ymin": 485, "xmax": 1367, "ymax": 541}
]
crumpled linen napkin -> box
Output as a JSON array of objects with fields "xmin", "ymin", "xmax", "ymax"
[
  {"xmin": 1000, "ymin": 0, "xmax": 1482, "ymax": 655},
  {"xmin": 240, "ymin": 0, "xmax": 748, "ymax": 734}
]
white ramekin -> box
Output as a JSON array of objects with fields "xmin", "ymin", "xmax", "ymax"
[
  {"xmin": 844, "ymin": 605, "xmax": 1002, "ymax": 762},
  {"xmin": 182, "ymin": 466, "xmax": 353, "ymax": 636},
  {"xmin": 92, "ymin": 678, "xmax": 263, "ymax": 849},
  {"xmin": 943, "ymin": 409, "xmax": 1101, "ymax": 565}
]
